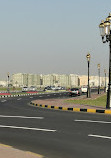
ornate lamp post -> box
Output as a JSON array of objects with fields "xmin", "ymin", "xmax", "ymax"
[
  {"xmin": 86, "ymin": 53, "xmax": 91, "ymax": 98},
  {"xmin": 7, "ymin": 72, "xmax": 10, "ymax": 93},
  {"xmin": 99, "ymin": 13, "xmax": 111, "ymax": 108},
  {"xmin": 97, "ymin": 64, "xmax": 100, "ymax": 94},
  {"xmin": 104, "ymin": 69, "xmax": 107, "ymax": 92}
]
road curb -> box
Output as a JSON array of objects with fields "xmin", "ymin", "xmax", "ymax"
[
  {"xmin": 0, "ymin": 91, "xmax": 67, "ymax": 98},
  {"xmin": 30, "ymin": 102, "xmax": 111, "ymax": 115},
  {"xmin": 0, "ymin": 93, "xmax": 38, "ymax": 98}
]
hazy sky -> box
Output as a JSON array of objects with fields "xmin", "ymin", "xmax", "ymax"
[{"xmin": 0, "ymin": 0, "xmax": 111, "ymax": 79}]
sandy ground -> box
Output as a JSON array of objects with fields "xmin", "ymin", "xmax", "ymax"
[{"xmin": 0, "ymin": 144, "xmax": 43, "ymax": 158}]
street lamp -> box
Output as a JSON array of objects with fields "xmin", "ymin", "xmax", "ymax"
[
  {"xmin": 99, "ymin": 13, "xmax": 111, "ymax": 109},
  {"xmin": 15, "ymin": 81, "xmax": 18, "ymax": 93},
  {"xmin": 104, "ymin": 69, "xmax": 107, "ymax": 92},
  {"xmin": 7, "ymin": 72, "xmax": 10, "ymax": 93},
  {"xmin": 97, "ymin": 64, "xmax": 100, "ymax": 94},
  {"xmin": 40, "ymin": 78, "xmax": 42, "ymax": 90},
  {"xmin": 86, "ymin": 53, "xmax": 91, "ymax": 98}
]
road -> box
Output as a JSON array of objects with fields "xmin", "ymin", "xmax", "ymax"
[{"xmin": 0, "ymin": 92, "xmax": 111, "ymax": 158}]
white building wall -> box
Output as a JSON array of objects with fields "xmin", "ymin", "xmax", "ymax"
[
  {"xmin": 69, "ymin": 74, "xmax": 79, "ymax": 87},
  {"xmin": 59, "ymin": 74, "xmax": 70, "ymax": 87},
  {"xmin": 79, "ymin": 75, "xmax": 108, "ymax": 87},
  {"xmin": 12, "ymin": 73, "xmax": 41, "ymax": 87},
  {"xmin": 12, "ymin": 73, "xmax": 24, "ymax": 87},
  {"xmin": 12, "ymin": 73, "xmax": 109, "ymax": 89},
  {"xmin": 42, "ymin": 74, "xmax": 71, "ymax": 88},
  {"xmin": 0, "ymin": 81, "xmax": 7, "ymax": 87}
]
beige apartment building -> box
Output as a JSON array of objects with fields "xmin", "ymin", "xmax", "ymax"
[
  {"xmin": 69, "ymin": 74, "xmax": 79, "ymax": 88},
  {"xmin": 12, "ymin": 73, "xmax": 108, "ymax": 88},
  {"xmin": 12, "ymin": 73, "xmax": 79, "ymax": 88},
  {"xmin": 12, "ymin": 73, "xmax": 26, "ymax": 87},
  {"xmin": 0, "ymin": 81, "xmax": 7, "ymax": 87},
  {"xmin": 79, "ymin": 75, "xmax": 108, "ymax": 87},
  {"xmin": 12, "ymin": 73, "xmax": 41, "ymax": 87},
  {"xmin": 27, "ymin": 74, "xmax": 41, "ymax": 87},
  {"xmin": 42, "ymin": 74, "xmax": 79, "ymax": 88},
  {"xmin": 59, "ymin": 74, "xmax": 70, "ymax": 87},
  {"xmin": 42, "ymin": 74, "xmax": 70, "ymax": 88},
  {"xmin": 42, "ymin": 74, "xmax": 56, "ymax": 87}
]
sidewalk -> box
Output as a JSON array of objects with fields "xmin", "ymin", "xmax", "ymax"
[{"xmin": 0, "ymin": 144, "xmax": 43, "ymax": 158}]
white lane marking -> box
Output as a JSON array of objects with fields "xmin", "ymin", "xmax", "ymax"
[
  {"xmin": 39, "ymin": 96, "xmax": 43, "ymax": 97},
  {"xmin": 47, "ymin": 95, "xmax": 50, "ymax": 96},
  {"xmin": 88, "ymin": 134, "xmax": 111, "ymax": 140},
  {"xmin": 0, "ymin": 125, "xmax": 56, "ymax": 132},
  {"xmin": 54, "ymin": 94, "xmax": 56, "ymax": 95},
  {"xmin": 74, "ymin": 119, "xmax": 111, "ymax": 124},
  {"xmin": 17, "ymin": 98, "xmax": 22, "ymax": 100},
  {"xmin": 0, "ymin": 115, "xmax": 44, "ymax": 119},
  {"xmin": 30, "ymin": 97, "xmax": 33, "ymax": 98},
  {"xmin": 1, "ymin": 100, "xmax": 7, "ymax": 102}
]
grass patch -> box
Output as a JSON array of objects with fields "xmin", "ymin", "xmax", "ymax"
[{"xmin": 65, "ymin": 94, "xmax": 107, "ymax": 107}]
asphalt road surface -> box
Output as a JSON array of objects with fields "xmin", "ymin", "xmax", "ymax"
[{"xmin": 0, "ymin": 92, "xmax": 111, "ymax": 158}]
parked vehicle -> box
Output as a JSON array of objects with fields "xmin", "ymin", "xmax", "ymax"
[
  {"xmin": 22, "ymin": 86, "xmax": 29, "ymax": 92},
  {"xmin": 69, "ymin": 88, "xmax": 82, "ymax": 96},
  {"xmin": 44, "ymin": 86, "xmax": 52, "ymax": 91},
  {"xmin": 55, "ymin": 86, "xmax": 63, "ymax": 90},
  {"xmin": 81, "ymin": 86, "xmax": 87, "ymax": 93},
  {"xmin": 51, "ymin": 86, "xmax": 56, "ymax": 90},
  {"xmin": 44, "ymin": 86, "xmax": 65, "ymax": 91},
  {"xmin": 29, "ymin": 86, "xmax": 37, "ymax": 91}
]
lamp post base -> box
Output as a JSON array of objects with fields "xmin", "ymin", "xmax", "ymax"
[
  {"xmin": 87, "ymin": 87, "xmax": 91, "ymax": 98},
  {"xmin": 98, "ymin": 86, "xmax": 100, "ymax": 94},
  {"xmin": 106, "ymin": 84, "xmax": 111, "ymax": 109}
]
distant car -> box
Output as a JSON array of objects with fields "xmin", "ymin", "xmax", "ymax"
[
  {"xmin": 51, "ymin": 86, "xmax": 56, "ymax": 90},
  {"xmin": 22, "ymin": 86, "xmax": 29, "ymax": 92},
  {"xmin": 29, "ymin": 86, "xmax": 37, "ymax": 91},
  {"xmin": 55, "ymin": 86, "xmax": 62, "ymax": 90},
  {"xmin": 44, "ymin": 86, "xmax": 52, "ymax": 91},
  {"xmin": 81, "ymin": 86, "xmax": 87, "ymax": 93},
  {"xmin": 44, "ymin": 86, "xmax": 57, "ymax": 91},
  {"xmin": 69, "ymin": 88, "xmax": 82, "ymax": 96}
]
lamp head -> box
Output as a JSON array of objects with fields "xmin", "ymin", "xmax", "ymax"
[
  {"xmin": 104, "ymin": 18, "xmax": 110, "ymax": 35},
  {"xmin": 104, "ymin": 69, "xmax": 106, "ymax": 73},
  {"xmin": 97, "ymin": 64, "xmax": 100, "ymax": 69},
  {"xmin": 107, "ymin": 13, "xmax": 111, "ymax": 22},
  {"xmin": 7, "ymin": 72, "xmax": 9, "ymax": 77},
  {"xmin": 99, "ymin": 20, "xmax": 105, "ymax": 36},
  {"xmin": 86, "ymin": 53, "xmax": 91, "ymax": 62}
]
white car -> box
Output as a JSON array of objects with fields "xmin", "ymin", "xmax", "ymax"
[
  {"xmin": 22, "ymin": 86, "xmax": 29, "ymax": 92},
  {"xmin": 69, "ymin": 88, "xmax": 82, "ymax": 96},
  {"xmin": 29, "ymin": 86, "xmax": 37, "ymax": 91},
  {"xmin": 81, "ymin": 86, "xmax": 87, "ymax": 93}
]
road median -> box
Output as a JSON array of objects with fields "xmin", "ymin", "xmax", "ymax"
[{"xmin": 31, "ymin": 93, "xmax": 111, "ymax": 115}]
